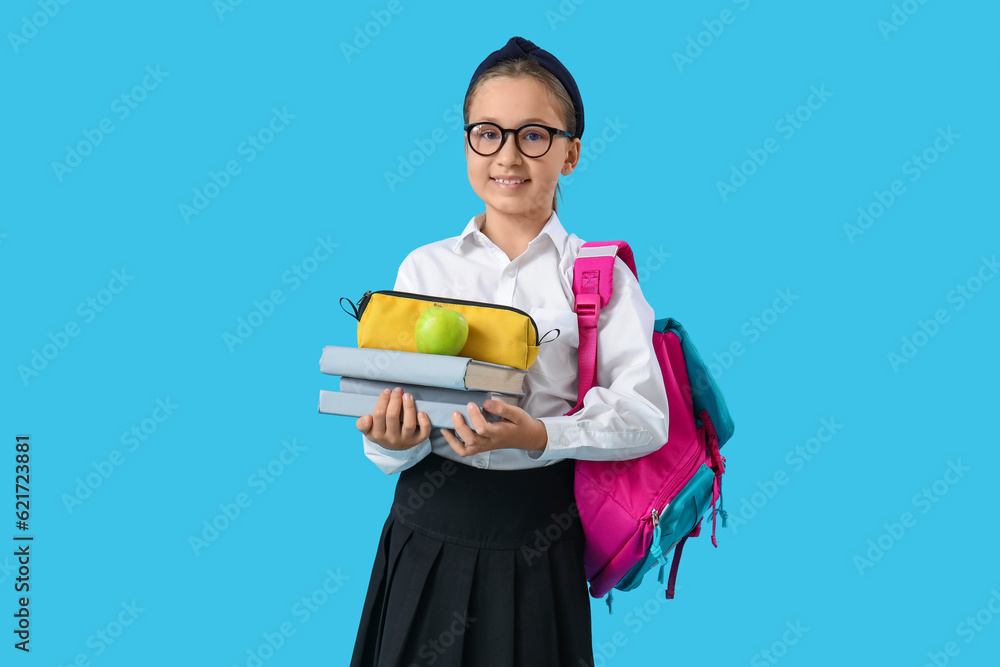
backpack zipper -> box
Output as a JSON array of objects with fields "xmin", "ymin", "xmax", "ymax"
[
  {"xmin": 645, "ymin": 438, "xmax": 705, "ymax": 529},
  {"xmin": 356, "ymin": 289, "xmax": 541, "ymax": 345}
]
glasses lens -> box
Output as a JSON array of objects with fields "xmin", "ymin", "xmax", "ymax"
[
  {"xmin": 517, "ymin": 125, "xmax": 553, "ymax": 157},
  {"xmin": 469, "ymin": 123, "xmax": 503, "ymax": 155}
]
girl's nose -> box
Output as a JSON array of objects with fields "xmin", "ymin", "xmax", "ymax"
[{"xmin": 495, "ymin": 133, "xmax": 523, "ymax": 165}]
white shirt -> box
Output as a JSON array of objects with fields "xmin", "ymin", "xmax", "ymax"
[{"xmin": 361, "ymin": 211, "xmax": 670, "ymax": 474}]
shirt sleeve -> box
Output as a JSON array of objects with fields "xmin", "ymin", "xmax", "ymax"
[
  {"xmin": 527, "ymin": 256, "xmax": 670, "ymax": 462},
  {"xmin": 360, "ymin": 253, "xmax": 434, "ymax": 475}
]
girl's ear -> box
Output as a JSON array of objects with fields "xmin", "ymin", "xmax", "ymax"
[{"xmin": 561, "ymin": 138, "xmax": 582, "ymax": 175}]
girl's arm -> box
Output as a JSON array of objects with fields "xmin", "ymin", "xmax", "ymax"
[{"xmin": 527, "ymin": 256, "xmax": 671, "ymax": 462}]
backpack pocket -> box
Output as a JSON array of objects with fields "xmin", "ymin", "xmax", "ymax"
[{"xmin": 615, "ymin": 463, "xmax": 717, "ymax": 592}]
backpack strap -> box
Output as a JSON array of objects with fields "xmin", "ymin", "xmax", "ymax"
[
  {"xmin": 665, "ymin": 536, "xmax": 688, "ymax": 600},
  {"xmin": 569, "ymin": 241, "xmax": 637, "ymax": 415},
  {"xmin": 665, "ymin": 519, "xmax": 702, "ymax": 600}
]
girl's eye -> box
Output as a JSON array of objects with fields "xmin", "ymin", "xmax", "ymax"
[
  {"xmin": 474, "ymin": 126, "xmax": 500, "ymax": 141},
  {"xmin": 521, "ymin": 128, "xmax": 546, "ymax": 143}
]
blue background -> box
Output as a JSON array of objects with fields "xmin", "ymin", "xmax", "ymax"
[{"xmin": 3, "ymin": 0, "xmax": 998, "ymax": 665}]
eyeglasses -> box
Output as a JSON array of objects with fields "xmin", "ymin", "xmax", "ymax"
[{"xmin": 464, "ymin": 122, "xmax": 575, "ymax": 158}]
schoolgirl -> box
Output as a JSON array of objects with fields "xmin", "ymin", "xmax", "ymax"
[{"xmin": 351, "ymin": 36, "xmax": 671, "ymax": 667}]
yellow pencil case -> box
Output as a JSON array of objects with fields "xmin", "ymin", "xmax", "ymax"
[{"xmin": 340, "ymin": 290, "xmax": 554, "ymax": 370}]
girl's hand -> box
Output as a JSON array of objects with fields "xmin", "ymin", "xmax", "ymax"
[
  {"xmin": 356, "ymin": 387, "xmax": 432, "ymax": 451},
  {"xmin": 441, "ymin": 400, "xmax": 548, "ymax": 458}
]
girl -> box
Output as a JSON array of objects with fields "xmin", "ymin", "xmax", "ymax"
[{"xmin": 351, "ymin": 36, "xmax": 670, "ymax": 667}]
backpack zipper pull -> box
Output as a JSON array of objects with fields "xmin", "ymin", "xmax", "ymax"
[{"xmin": 648, "ymin": 508, "xmax": 668, "ymax": 568}]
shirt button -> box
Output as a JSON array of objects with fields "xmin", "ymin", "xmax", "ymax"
[
  {"xmin": 561, "ymin": 435, "xmax": 570, "ymax": 446},
  {"xmin": 475, "ymin": 458, "xmax": 487, "ymax": 469},
  {"xmin": 505, "ymin": 267, "xmax": 516, "ymax": 278}
]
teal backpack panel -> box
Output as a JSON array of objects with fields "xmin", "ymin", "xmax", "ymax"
[{"xmin": 656, "ymin": 317, "xmax": 736, "ymax": 447}]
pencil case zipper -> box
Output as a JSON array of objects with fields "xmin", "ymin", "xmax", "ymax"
[{"xmin": 351, "ymin": 290, "xmax": 541, "ymax": 345}]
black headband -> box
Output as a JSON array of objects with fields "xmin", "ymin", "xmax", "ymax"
[{"xmin": 465, "ymin": 36, "xmax": 585, "ymax": 139}]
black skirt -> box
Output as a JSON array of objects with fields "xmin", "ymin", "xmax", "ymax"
[{"xmin": 350, "ymin": 453, "xmax": 594, "ymax": 667}]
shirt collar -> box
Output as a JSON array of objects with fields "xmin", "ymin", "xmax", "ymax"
[{"xmin": 452, "ymin": 211, "xmax": 569, "ymax": 256}]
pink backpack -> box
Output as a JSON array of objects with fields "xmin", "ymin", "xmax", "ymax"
[{"xmin": 566, "ymin": 241, "xmax": 735, "ymax": 611}]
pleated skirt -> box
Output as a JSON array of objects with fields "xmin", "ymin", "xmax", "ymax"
[{"xmin": 350, "ymin": 453, "xmax": 594, "ymax": 667}]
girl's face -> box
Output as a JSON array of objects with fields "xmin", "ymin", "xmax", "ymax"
[{"xmin": 465, "ymin": 75, "xmax": 580, "ymax": 223}]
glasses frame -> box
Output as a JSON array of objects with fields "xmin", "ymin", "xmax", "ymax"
[{"xmin": 464, "ymin": 122, "xmax": 575, "ymax": 158}]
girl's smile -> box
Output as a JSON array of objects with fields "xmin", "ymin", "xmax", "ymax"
[{"xmin": 491, "ymin": 176, "xmax": 529, "ymax": 188}]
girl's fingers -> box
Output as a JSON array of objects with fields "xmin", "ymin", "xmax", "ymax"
[
  {"xmin": 356, "ymin": 414, "xmax": 372, "ymax": 433},
  {"xmin": 416, "ymin": 411, "xmax": 432, "ymax": 441},
  {"xmin": 440, "ymin": 428, "xmax": 468, "ymax": 456},
  {"xmin": 369, "ymin": 388, "xmax": 391, "ymax": 439},
  {"xmin": 450, "ymin": 412, "xmax": 480, "ymax": 449},
  {"xmin": 384, "ymin": 387, "xmax": 404, "ymax": 439},
  {"xmin": 400, "ymin": 393, "xmax": 417, "ymax": 435},
  {"xmin": 465, "ymin": 402, "xmax": 490, "ymax": 434}
]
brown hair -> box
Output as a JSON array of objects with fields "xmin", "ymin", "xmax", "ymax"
[{"xmin": 463, "ymin": 58, "xmax": 577, "ymax": 214}]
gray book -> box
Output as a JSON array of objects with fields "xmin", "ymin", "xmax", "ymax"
[
  {"xmin": 319, "ymin": 345, "xmax": 527, "ymax": 394},
  {"xmin": 339, "ymin": 376, "xmax": 523, "ymax": 406},
  {"xmin": 318, "ymin": 390, "xmax": 506, "ymax": 429}
]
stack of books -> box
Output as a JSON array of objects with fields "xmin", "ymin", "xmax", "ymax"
[{"xmin": 317, "ymin": 345, "xmax": 529, "ymax": 428}]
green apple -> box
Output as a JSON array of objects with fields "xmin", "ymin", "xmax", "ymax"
[{"xmin": 415, "ymin": 306, "xmax": 469, "ymax": 355}]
